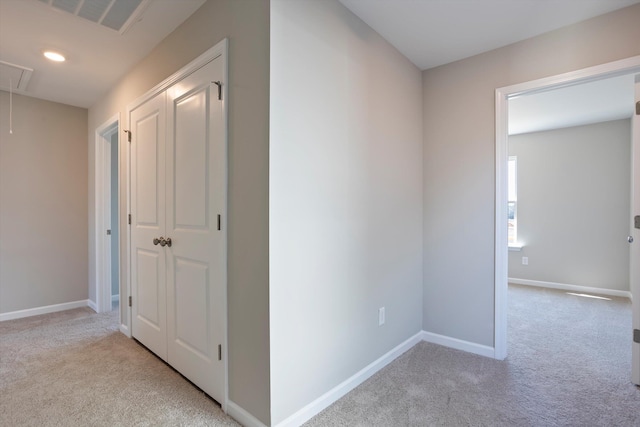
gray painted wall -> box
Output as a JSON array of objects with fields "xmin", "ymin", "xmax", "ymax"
[
  {"xmin": 0, "ymin": 92, "xmax": 88, "ymax": 313},
  {"xmin": 508, "ymin": 120, "xmax": 631, "ymax": 291},
  {"xmin": 422, "ymin": 4, "xmax": 640, "ymax": 347},
  {"xmin": 88, "ymin": 0, "xmax": 270, "ymax": 423},
  {"xmin": 270, "ymin": 0, "xmax": 423, "ymax": 423}
]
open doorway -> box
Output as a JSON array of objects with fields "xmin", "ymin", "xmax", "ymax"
[
  {"xmin": 95, "ymin": 115, "xmax": 120, "ymax": 314},
  {"xmin": 494, "ymin": 56, "xmax": 640, "ymax": 363},
  {"xmin": 506, "ymin": 76, "xmax": 632, "ymax": 297},
  {"xmin": 503, "ymin": 79, "xmax": 634, "ymax": 388}
]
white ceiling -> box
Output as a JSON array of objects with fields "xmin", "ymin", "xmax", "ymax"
[
  {"xmin": 509, "ymin": 74, "xmax": 636, "ymax": 135},
  {"xmin": 339, "ymin": 0, "xmax": 640, "ymax": 135},
  {"xmin": 339, "ymin": 0, "xmax": 640, "ymax": 71},
  {"xmin": 0, "ymin": 0, "xmax": 637, "ymax": 132},
  {"xmin": 0, "ymin": 0, "xmax": 205, "ymax": 108}
]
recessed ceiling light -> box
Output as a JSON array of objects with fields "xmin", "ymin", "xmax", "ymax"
[{"xmin": 43, "ymin": 51, "xmax": 66, "ymax": 62}]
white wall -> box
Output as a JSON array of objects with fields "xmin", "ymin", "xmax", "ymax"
[
  {"xmin": 508, "ymin": 119, "xmax": 631, "ymax": 291},
  {"xmin": 422, "ymin": 4, "xmax": 640, "ymax": 347},
  {"xmin": 270, "ymin": 0, "xmax": 423, "ymax": 423},
  {"xmin": 88, "ymin": 0, "xmax": 271, "ymax": 423},
  {"xmin": 0, "ymin": 92, "xmax": 88, "ymax": 314}
]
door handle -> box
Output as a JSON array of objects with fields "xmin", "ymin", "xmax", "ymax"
[
  {"xmin": 153, "ymin": 237, "xmax": 172, "ymax": 247},
  {"xmin": 629, "ymin": 236, "xmax": 635, "ymax": 244}
]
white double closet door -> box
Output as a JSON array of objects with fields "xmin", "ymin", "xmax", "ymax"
[{"xmin": 129, "ymin": 56, "xmax": 226, "ymax": 403}]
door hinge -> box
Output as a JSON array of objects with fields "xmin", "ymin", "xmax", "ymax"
[
  {"xmin": 106, "ymin": 229, "xmax": 111, "ymax": 235},
  {"xmin": 124, "ymin": 129, "xmax": 132, "ymax": 143},
  {"xmin": 213, "ymin": 81, "xmax": 222, "ymax": 100},
  {"xmin": 128, "ymin": 296, "xmax": 132, "ymax": 307},
  {"xmin": 634, "ymin": 329, "xmax": 640, "ymax": 344},
  {"xmin": 128, "ymin": 214, "xmax": 131, "ymax": 225},
  {"xmin": 218, "ymin": 344, "xmax": 222, "ymax": 361},
  {"xmin": 636, "ymin": 101, "xmax": 640, "ymax": 115},
  {"xmin": 217, "ymin": 214, "xmax": 221, "ymax": 231}
]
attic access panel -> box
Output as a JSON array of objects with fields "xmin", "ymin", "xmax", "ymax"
[
  {"xmin": 0, "ymin": 61, "xmax": 33, "ymax": 92},
  {"xmin": 38, "ymin": 0, "xmax": 149, "ymax": 34}
]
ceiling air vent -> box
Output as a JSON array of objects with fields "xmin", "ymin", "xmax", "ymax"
[
  {"xmin": 0, "ymin": 61, "xmax": 33, "ymax": 92},
  {"xmin": 37, "ymin": 0, "xmax": 150, "ymax": 34}
]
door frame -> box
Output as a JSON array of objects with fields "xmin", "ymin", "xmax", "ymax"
[
  {"xmin": 94, "ymin": 114, "xmax": 119, "ymax": 313},
  {"xmin": 632, "ymin": 75, "xmax": 640, "ymax": 385},
  {"xmin": 494, "ymin": 55, "xmax": 640, "ymax": 360},
  {"xmin": 123, "ymin": 39, "xmax": 229, "ymax": 410}
]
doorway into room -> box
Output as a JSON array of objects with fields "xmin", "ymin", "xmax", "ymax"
[
  {"xmin": 95, "ymin": 116, "xmax": 119, "ymax": 314},
  {"xmin": 494, "ymin": 57, "xmax": 640, "ymax": 386}
]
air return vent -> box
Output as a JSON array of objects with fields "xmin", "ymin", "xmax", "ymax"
[
  {"xmin": 0, "ymin": 61, "xmax": 33, "ymax": 92},
  {"xmin": 38, "ymin": 0, "xmax": 150, "ymax": 34}
]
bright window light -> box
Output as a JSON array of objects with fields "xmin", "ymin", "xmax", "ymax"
[{"xmin": 508, "ymin": 156, "xmax": 517, "ymax": 244}]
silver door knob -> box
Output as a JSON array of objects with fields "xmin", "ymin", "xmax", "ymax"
[
  {"xmin": 629, "ymin": 236, "xmax": 635, "ymax": 243},
  {"xmin": 153, "ymin": 237, "xmax": 172, "ymax": 247}
]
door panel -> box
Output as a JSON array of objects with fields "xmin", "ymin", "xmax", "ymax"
[
  {"xmin": 174, "ymin": 89, "xmax": 209, "ymax": 229},
  {"xmin": 166, "ymin": 57, "xmax": 226, "ymax": 403},
  {"xmin": 135, "ymin": 113, "xmax": 161, "ymax": 225},
  {"xmin": 130, "ymin": 92, "xmax": 167, "ymax": 361},
  {"xmin": 174, "ymin": 257, "xmax": 210, "ymax": 357},
  {"xmin": 632, "ymin": 76, "xmax": 639, "ymax": 385},
  {"xmin": 136, "ymin": 250, "xmax": 161, "ymax": 327}
]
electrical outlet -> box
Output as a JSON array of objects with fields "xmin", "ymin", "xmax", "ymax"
[
  {"xmin": 378, "ymin": 307, "xmax": 385, "ymax": 326},
  {"xmin": 522, "ymin": 256, "xmax": 528, "ymax": 265}
]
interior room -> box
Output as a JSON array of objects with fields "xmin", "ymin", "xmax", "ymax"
[
  {"xmin": 504, "ymin": 75, "xmax": 635, "ymax": 409},
  {"xmin": 1, "ymin": 1, "xmax": 639, "ymax": 426},
  {"xmin": 507, "ymin": 75, "xmax": 633, "ymax": 295}
]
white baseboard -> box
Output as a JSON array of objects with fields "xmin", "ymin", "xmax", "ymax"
[
  {"xmin": 230, "ymin": 330, "xmax": 495, "ymax": 427},
  {"xmin": 275, "ymin": 331, "xmax": 423, "ymax": 427},
  {"xmin": 112, "ymin": 294, "xmax": 120, "ymax": 302},
  {"xmin": 87, "ymin": 299, "xmax": 98, "ymax": 312},
  {"xmin": 420, "ymin": 331, "xmax": 495, "ymax": 358},
  {"xmin": 0, "ymin": 300, "xmax": 92, "ymax": 322},
  {"xmin": 227, "ymin": 400, "xmax": 268, "ymax": 427},
  {"xmin": 509, "ymin": 278, "xmax": 632, "ymax": 300}
]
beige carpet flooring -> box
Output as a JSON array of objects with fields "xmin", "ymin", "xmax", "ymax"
[
  {"xmin": 1, "ymin": 284, "xmax": 639, "ymax": 426},
  {"xmin": 0, "ymin": 307, "xmax": 239, "ymax": 426},
  {"xmin": 306, "ymin": 284, "xmax": 640, "ymax": 426}
]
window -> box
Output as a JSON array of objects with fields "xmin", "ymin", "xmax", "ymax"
[{"xmin": 508, "ymin": 156, "xmax": 517, "ymax": 245}]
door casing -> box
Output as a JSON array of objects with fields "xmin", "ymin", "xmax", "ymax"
[
  {"xmin": 631, "ymin": 75, "xmax": 640, "ymax": 385},
  {"xmin": 94, "ymin": 114, "xmax": 119, "ymax": 314},
  {"xmin": 494, "ymin": 55, "xmax": 640, "ymax": 361}
]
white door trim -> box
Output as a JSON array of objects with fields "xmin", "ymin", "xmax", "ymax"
[
  {"xmin": 95, "ymin": 114, "xmax": 119, "ymax": 314},
  {"xmin": 124, "ymin": 39, "xmax": 229, "ymax": 411},
  {"xmin": 494, "ymin": 55, "xmax": 640, "ymax": 360},
  {"xmin": 632, "ymin": 75, "xmax": 640, "ymax": 385}
]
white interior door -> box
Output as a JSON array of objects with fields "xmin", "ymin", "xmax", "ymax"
[
  {"xmin": 632, "ymin": 75, "xmax": 640, "ymax": 386},
  {"xmin": 130, "ymin": 92, "xmax": 168, "ymax": 361},
  {"xmin": 165, "ymin": 57, "xmax": 226, "ymax": 402},
  {"xmin": 129, "ymin": 52, "xmax": 226, "ymax": 403}
]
